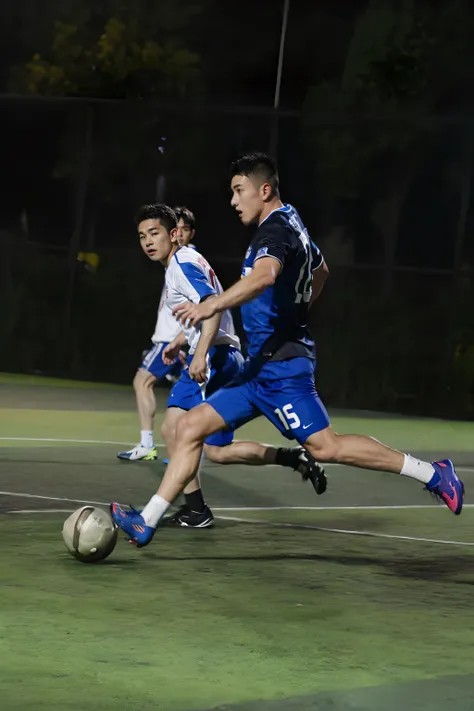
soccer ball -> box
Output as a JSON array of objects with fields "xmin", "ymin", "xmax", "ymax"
[{"xmin": 62, "ymin": 506, "xmax": 118, "ymax": 563}]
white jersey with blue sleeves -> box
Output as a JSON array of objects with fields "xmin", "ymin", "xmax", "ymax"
[
  {"xmin": 152, "ymin": 283, "xmax": 183, "ymax": 345},
  {"xmin": 152, "ymin": 244, "xmax": 198, "ymax": 343},
  {"xmin": 165, "ymin": 246, "xmax": 240, "ymax": 354}
]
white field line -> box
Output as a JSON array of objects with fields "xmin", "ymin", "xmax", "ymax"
[
  {"xmin": 216, "ymin": 514, "xmax": 474, "ymax": 547},
  {"xmin": 1, "ymin": 490, "xmax": 473, "ymax": 547},
  {"xmin": 1, "ymin": 438, "xmax": 474, "ymax": 473},
  {"xmin": 1, "ymin": 490, "xmax": 474, "ymax": 512}
]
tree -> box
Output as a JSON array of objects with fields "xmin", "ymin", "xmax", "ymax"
[
  {"xmin": 301, "ymin": 0, "xmax": 474, "ymax": 410},
  {"xmin": 10, "ymin": 13, "xmax": 201, "ymax": 99},
  {"xmin": 6, "ymin": 3, "xmax": 208, "ymax": 231},
  {"xmin": 303, "ymin": 0, "xmax": 474, "ymax": 278}
]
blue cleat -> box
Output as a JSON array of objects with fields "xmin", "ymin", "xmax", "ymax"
[
  {"xmin": 163, "ymin": 458, "xmax": 169, "ymax": 465},
  {"xmin": 109, "ymin": 502, "xmax": 156, "ymax": 547},
  {"xmin": 426, "ymin": 459, "xmax": 464, "ymax": 515}
]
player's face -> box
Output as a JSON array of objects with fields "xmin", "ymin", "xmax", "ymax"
[
  {"xmin": 138, "ymin": 219, "xmax": 178, "ymax": 264},
  {"xmin": 176, "ymin": 218, "xmax": 195, "ymax": 247},
  {"xmin": 230, "ymin": 174, "xmax": 268, "ymax": 226}
]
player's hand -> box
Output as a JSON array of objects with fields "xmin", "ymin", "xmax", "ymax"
[
  {"xmin": 173, "ymin": 300, "xmax": 217, "ymax": 327},
  {"xmin": 188, "ymin": 354, "xmax": 208, "ymax": 384},
  {"xmin": 162, "ymin": 341, "xmax": 181, "ymax": 365}
]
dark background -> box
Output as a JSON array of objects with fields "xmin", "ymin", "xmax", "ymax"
[{"xmin": 1, "ymin": 0, "xmax": 474, "ymax": 417}]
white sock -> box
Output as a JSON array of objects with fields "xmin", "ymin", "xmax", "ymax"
[
  {"xmin": 141, "ymin": 495, "xmax": 170, "ymax": 528},
  {"xmin": 140, "ymin": 430, "xmax": 154, "ymax": 449},
  {"xmin": 400, "ymin": 454, "xmax": 436, "ymax": 484}
]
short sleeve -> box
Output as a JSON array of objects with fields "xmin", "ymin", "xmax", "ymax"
[
  {"xmin": 253, "ymin": 221, "xmax": 292, "ymax": 267},
  {"xmin": 177, "ymin": 260, "xmax": 216, "ymax": 304},
  {"xmin": 311, "ymin": 240, "xmax": 324, "ymax": 271}
]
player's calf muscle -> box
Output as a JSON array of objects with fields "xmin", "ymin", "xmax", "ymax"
[
  {"xmin": 161, "ymin": 408, "xmax": 187, "ymax": 453},
  {"xmin": 160, "ymin": 420, "xmax": 175, "ymax": 448}
]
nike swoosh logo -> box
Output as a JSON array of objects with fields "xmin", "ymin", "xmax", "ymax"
[
  {"xmin": 302, "ymin": 423, "xmax": 313, "ymax": 430},
  {"xmin": 442, "ymin": 482, "xmax": 459, "ymax": 512}
]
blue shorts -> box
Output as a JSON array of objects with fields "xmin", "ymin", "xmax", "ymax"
[
  {"xmin": 206, "ymin": 357, "xmax": 330, "ymax": 444},
  {"xmin": 167, "ymin": 345, "xmax": 243, "ymax": 446},
  {"xmin": 140, "ymin": 342, "xmax": 184, "ymax": 381}
]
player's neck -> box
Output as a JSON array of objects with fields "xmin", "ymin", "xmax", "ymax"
[
  {"xmin": 258, "ymin": 198, "xmax": 284, "ymax": 226},
  {"xmin": 162, "ymin": 245, "xmax": 180, "ymax": 267}
]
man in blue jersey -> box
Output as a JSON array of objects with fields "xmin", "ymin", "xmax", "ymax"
[
  {"xmin": 111, "ymin": 153, "xmax": 464, "ymax": 546},
  {"xmin": 115, "ymin": 200, "xmax": 326, "ymax": 529}
]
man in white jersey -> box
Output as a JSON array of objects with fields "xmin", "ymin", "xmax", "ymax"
[
  {"xmin": 117, "ymin": 206, "xmax": 197, "ymax": 462},
  {"xmin": 117, "ymin": 204, "xmax": 326, "ymax": 528},
  {"xmin": 174, "ymin": 206, "xmax": 196, "ymax": 248},
  {"xmin": 111, "ymin": 156, "xmax": 463, "ymax": 548}
]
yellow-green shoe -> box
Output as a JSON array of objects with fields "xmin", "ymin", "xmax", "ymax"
[{"xmin": 117, "ymin": 445, "xmax": 157, "ymax": 461}]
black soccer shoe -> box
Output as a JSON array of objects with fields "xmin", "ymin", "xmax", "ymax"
[
  {"xmin": 283, "ymin": 446, "xmax": 327, "ymax": 495},
  {"xmin": 162, "ymin": 504, "xmax": 215, "ymax": 528}
]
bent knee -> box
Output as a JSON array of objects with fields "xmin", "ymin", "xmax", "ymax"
[
  {"xmin": 204, "ymin": 444, "xmax": 225, "ymax": 463},
  {"xmin": 134, "ymin": 369, "xmax": 154, "ymax": 389},
  {"xmin": 304, "ymin": 430, "xmax": 340, "ymax": 463},
  {"xmin": 176, "ymin": 408, "xmax": 215, "ymax": 446}
]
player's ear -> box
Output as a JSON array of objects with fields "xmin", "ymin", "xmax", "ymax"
[
  {"xmin": 190, "ymin": 229, "xmax": 196, "ymax": 241},
  {"xmin": 170, "ymin": 227, "xmax": 179, "ymax": 245},
  {"xmin": 261, "ymin": 182, "xmax": 273, "ymax": 201}
]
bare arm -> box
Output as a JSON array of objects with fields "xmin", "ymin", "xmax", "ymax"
[
  {"xmin": 173, "ymin": 257, "xmax": 281, "ymax": 327},
  {"xmin": 309, "ymin": 260, "xmax": 329, "ymax": 307},
  {"xmin": 189, "ymin": 297, "xmax": 220, "ymax": 383},
  {"xmin": 162, "ymin": 330, "xmax": 187, "ymax": 364},
  {"xmin": 170, "ymin": 330, "xmax": 187, "ymax": 348},
  {"xmin": 212, "ymin": 257, "xmax": 280, "ymax": 312}
]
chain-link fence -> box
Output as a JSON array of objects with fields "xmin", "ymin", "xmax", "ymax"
[{"xmin": 1, "ymin": 96, "xmax": 473, "ymax": 417}]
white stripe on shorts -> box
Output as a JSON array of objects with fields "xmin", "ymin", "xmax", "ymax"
[{"xmin": 143, "ymin": 343, "xmax": 163, "ymax": 369}]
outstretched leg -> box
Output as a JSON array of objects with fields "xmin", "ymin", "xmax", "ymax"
[
  {"xmin": 303, "ymin": 426, "xmax": 463, "ymax": 514},
  {"xmin": 111, "ymin": 404, "xmax": 227, "ymax": 545}
]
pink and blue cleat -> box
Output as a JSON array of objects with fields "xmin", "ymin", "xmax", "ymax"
[{"xmin": 426, "ymin": 459, "xmax": 464, "ymax": 515}]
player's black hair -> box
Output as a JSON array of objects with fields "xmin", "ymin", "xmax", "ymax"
[
  {"xmin": 135, "ymin": 203, "xmax": 177, "ymax": 232},
  {"xmin": 173, "ymin": 205, "xmax": 196, "ymax": 230},
  {"xmin": 230, "ymin": 152, "xmax": 280, "ymax": 197}
]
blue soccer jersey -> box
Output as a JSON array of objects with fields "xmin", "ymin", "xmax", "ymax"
[
  {"xmin": 240, "ymin": 204, "xmax": 323, "ymax": 361},
  {"xmin": 206, "ymin": 203, "xmax": 330, "ymax": 443}
]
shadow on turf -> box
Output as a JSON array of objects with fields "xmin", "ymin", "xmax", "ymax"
[
  {"xmin": 63, "ymin": 558, "xmax": 139, "ymax": 567},
  {"xmin": 139, "ymin": 548, "xmax": 473, "ymax": 582},
  {"xmin": 93, "ymin": 518, "xmax": 474, "ymax": 581}
]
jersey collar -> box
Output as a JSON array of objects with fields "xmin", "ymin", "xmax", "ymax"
[{"xmin": 258, "ymin": 203, "xmax": 292, "ymax": 227}]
